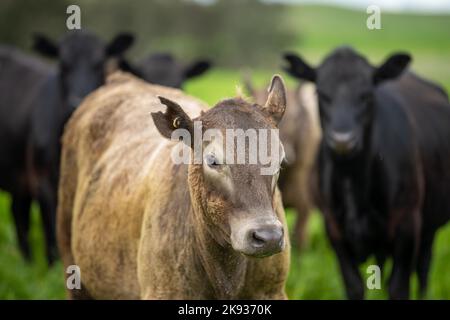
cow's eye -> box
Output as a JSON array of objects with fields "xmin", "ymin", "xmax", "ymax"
[{"xmin": 205, "ymin": 154, "xmax": 221, "ymax": 169}]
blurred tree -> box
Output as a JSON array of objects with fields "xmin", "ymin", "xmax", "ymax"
[
  {"xmin": 0, "ymin": 0, "xmax": 298, "ymax": 68},
  {"xmin": 0, "ymin": 0, "xmax": 68, "ymax": 50}
]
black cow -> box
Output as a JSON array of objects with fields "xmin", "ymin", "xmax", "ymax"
[
  {"xmin": 0, "ymin": 45, "xmax": 53, "ymax": 260},
  {"xmin": 283, "ymin": 47, "xmax": 450, "ymax": 299},
  {"xmin": 120, "ymin": 53, "xmax": 211, "ymax": 88},
  {"xmin": 0, "ymin": 30, "xmax": 134, "ymax": 265}
]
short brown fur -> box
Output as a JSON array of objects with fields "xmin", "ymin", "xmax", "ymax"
[{"xmin": 57, "ymin": 72, "xmax": 289, "ymax": 299}]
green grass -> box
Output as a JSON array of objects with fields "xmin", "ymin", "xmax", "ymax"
[
  {"xmin": 0, "ymin": 194, "xmax": 65, "ymax": 299},
  {"xmin": 1, "ymin": 5, "xmax": 450, "ymax": 299},
  {"xmin": 284, "ymin": 210, "xmax": 450, "ymax": 300},
  {"xmin": 2, "ymin": 193, "xmax": 450, "ymax": 300}
]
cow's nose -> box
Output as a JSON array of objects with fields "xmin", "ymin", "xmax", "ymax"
[
  {"xmin": 249, "ymin": 225, "xmax": 284, "ymax": 252},
  {"xmin": 327, "ymin": 130, "xmax": 357, "ymax": 154}
]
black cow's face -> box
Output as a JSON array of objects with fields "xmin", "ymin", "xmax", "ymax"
[
  {"xmin": 314, "ymin": 50, "xmax": 376, "ymax": 157},
  {"xmin": 283, "ymin": 47, "xmax": 411, "ymax": 158},
  {"xmin": 33, "ymin": 30, "xmax": 134, "ymax": 110},
  {"xmin": 125, "ymin": 53, "xmax": 210, "ymax": 89}
]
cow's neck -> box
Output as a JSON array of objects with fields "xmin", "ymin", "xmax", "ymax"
[
  {"xmin": 320, "ymin": 137, "xmax": 374, "ymax": 230},
  {"xmin": 330, "ymin": 129, "xmax": 374, "ymax": 207},
  {"xmin": 335, "ymin": 153, "xmax": 372, "ymax": 207},
  {"xmin": 187, "ymin": 166, "xmax": 248, "ymax": 299},
  {"xmin": 191, "ymin": 223, "xmax": 248, "ymax": 299},
  {"xmin": 325, "ymin": 135, "xmax": 385, "ymax": 256}
]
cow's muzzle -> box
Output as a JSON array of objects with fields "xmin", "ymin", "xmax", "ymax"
[
  {"xmin": 230, "ymin": 217, "xmax": 285, "ymax": 258},
  {"xmin": 326, "ymin": 130, "xmax": 357, "ymax": 155}
]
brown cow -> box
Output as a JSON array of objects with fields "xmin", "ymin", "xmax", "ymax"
[
  {"xmin": 243, "ymin": 74, "xmax": 321, "ymax": 248},
  {"xmin": 57, "ymin": 72, "xmax": 290, "ymax": 299}
]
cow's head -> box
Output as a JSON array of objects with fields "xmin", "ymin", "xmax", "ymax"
[
  {"xmin": 123, "ymin": 53, "xmax": 210, "ymax": 89},
  {"xmin": 152, "ymin": 75, "xmax": 287, "ymax": 257},
  {"xmin": 283, "ymin": 47, "xmax": 411, "ymax": 158},
  {"xmin": 33, "ymin": 30, "xmax": 134, "ymax": 110}
]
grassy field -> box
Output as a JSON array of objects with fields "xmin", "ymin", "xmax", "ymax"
[{"xmin": 1, "ymin": 5, "xmax": 450, "ymax": 299}]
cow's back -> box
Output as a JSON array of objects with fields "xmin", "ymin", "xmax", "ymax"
[
  {"xmin": 277, "ymin": 83, "xmax": 321, "ymax": 207},
  {"xmin": 0, "ymin": 46, "xmax": 52, "ymax": 189},
  {"xmin": 0, "ymin": 45, "xmax": 51, "ymax": 111},
  {"xmin": 60, "ymin": 72, "xmax": 207, "ymax": 298},
  {"xmin": 390, "ymin": 73, "xmax": 450, "ymax": 229}
]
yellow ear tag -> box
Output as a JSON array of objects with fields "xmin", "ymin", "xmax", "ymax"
[{"xmin": 173, "ymin": 117, "xmax": 181, "ymax": 129}]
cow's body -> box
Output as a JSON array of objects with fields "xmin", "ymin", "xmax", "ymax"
[
  {"xmin": 58, "ymin": 73, "xmax": 289, "ymax": 299},
  {"xmin": 0, "ymin": 45, "xmax": 54, "ymax": 259},
  {"xmin": 285, "ymin": 47, "xmax": 450, "ymax": 299},
  {"xmin": 0, "ymin": 32, "xmax": 134, "ymax": 264},
  {"xmin": 317, "ymin": 71, "xmax": 450, "ymax": 299},
  {"xmin": 0, "ymin": 45, "xmax": 52, "ymax": 191}
]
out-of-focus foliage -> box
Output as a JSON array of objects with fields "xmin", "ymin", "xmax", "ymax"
[{"xmin": 0, "ymin": 0, "xmax": 297, "ymax": 68}]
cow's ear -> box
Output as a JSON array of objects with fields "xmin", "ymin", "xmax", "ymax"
[
  {"xmin": 33, "ymin": 33, "xmax": 59, "ymax": 58},
  {"xmin": 373, "ymin": 53, "xmax": 411, "ymax": 85},
  {"xmin": 106, "ymin": 32, "xmax": 135, "ymax": 56},
  {"xmin": 283, "ymin": 52, "xmax": 316, "ymax": 82},
  {"xmin": 262, "ymin": 75, "xmax": 287, "ymax": 125},
  {"xmin": 184, "ymin": 60, "xmax": 211, "ymax": 80},
  {"xmin": 117, "ymin": 58, "xmax": 141, "ymax": 76},
  {"xmin": 152, "ymin": 96, "xmax": 194, "ymax": 146}
]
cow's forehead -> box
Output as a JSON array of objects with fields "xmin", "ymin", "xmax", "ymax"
[
  {"xmin": 200, "ymin": 98, "xmax": 274, "ymax": 131},
  {"xmin": 142, "ymin": 57, "xmax": 180, "ymax": 77},
  {"xmin": 145, "ymin": 54, "xmax": 178, "ymax": 66},
  {"xmin": 317, "ymin": 51, "xmax": 373, "ymax": 91},
  {"xmin": 59, "ymin": 32, "xmax": 105, "ymax": 61}
]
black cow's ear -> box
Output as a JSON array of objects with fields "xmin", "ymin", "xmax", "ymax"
[
  {"xmin": 106, "ymin": 33, "xmax": 135, "ymax": 56},
  {"xmin": 184, "ymin": 60, "xmax": 211, "ymax": 79},
  {"xmin": 373, "ymin": 53, "xmax": 411, "ymax": 85},
  {"xmin": 117, "ymin": 58, "xmax": 141, "ymax": 77},
  {"xmin": 32, "ymin": 33, "xmax": 59, "ymax": 58},
  {"xmin": 152, "ymin": 96, "xmax": 194, "ymax": 147},
  {"xmin": 283, "ymin": 52, "xmax": 316, "ymax": 82}
]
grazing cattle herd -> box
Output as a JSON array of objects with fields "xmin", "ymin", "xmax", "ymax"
[
  {"xmin": 0, "ymin": 30, "xmax": 134, "ymax": 264},
  {"xmin": 0, "ymin": 30, "xmax": 450, "ymax": 300}
]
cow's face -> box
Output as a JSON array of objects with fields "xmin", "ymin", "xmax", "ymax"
[
  {"xmin": 283, "ymin": 47, "xmax": 411, "ymax": 158},
  {"xmin": 125, "ymin": 53, "xmax": 210, "ymax": 89},
  {"xmin": 152, "ymin": 75, "xmax": 287, "ymax": 258},
  {"xmin": 33, "ymin": 31, "xmax": 134, "ymax": 110}
]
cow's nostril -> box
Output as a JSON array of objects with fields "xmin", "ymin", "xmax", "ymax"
[
  {"xmin": 250, "ymin": 227, "xmax": 283, "ymax": 249},
  {"xmin": 251, "ymin": 230, "xmax": 267, "ymax": 247}
]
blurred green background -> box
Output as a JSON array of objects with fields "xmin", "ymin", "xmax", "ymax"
[{"xmin": 0, "ymin": 0, "xmax": 450, "ymax": 299}]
